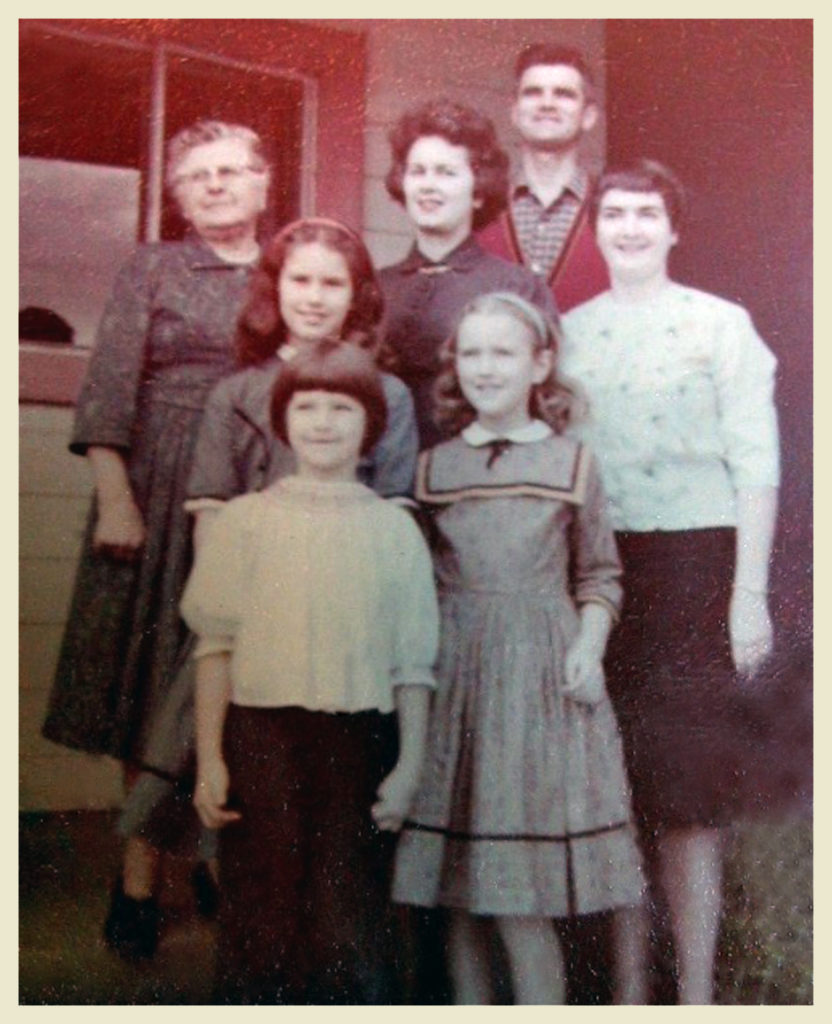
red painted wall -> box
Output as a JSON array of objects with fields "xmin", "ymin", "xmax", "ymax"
[
  {"xmin": 604, "ymin": 18, "xmax": 812, "ymax": 790},
  {"xmin": 20, "ymin": 19, "xmax": 368, "ymax": 404},
  {"xmin": 46, "ymin": 18, "xmax": 367, "ymax": 226}
]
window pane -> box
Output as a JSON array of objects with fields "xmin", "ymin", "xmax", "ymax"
[
  {"xmin": 20, "ymin": 157, "xmax": 140, "ymax": 348},
  {"xmin": 162, "ymin": 51, "xmax": 304, "ymax": 239},
  {"xmin": 19, "ymin": 27, "xmax": 151, "ymax": 169}
]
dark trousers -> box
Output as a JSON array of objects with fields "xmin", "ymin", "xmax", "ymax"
[{"xmin": 215, "ymin": 704, "xmax": 399, "ymax": 1005}]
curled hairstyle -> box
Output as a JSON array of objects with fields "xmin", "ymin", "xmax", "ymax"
[
  {"xmin": 270, "ymin": 340, "xmax": 388, "ymax": 457},
  {"xmin": 165, "ymin": 120, "xmax": 269, "ymax": 192},
  {"xmin": 514, "ymin": 43, "xmax": 596, "ymax": 98},
  {"xmin": 385, "ymin": 100, "xmax": 509, "ymax": 231},
  {"xmin": 236, "ymin": 218, "xmax": 385, "ymax": 367},
  {"xmin": 433, "ymin": 292, "xmax": 584, "ymax": 437},
  {"xmin": 590, "ymin": 158, "xmax": 687, "ymax": 233}
]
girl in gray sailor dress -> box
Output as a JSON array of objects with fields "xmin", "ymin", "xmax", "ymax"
[{"xmin": 392, "ymin": 293, "xmax": 644, "ymax": 1005}]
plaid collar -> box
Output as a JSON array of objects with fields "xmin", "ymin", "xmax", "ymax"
[{"xmin": 511, "ymin": 167, "xmax": 589, "ymax": 207}]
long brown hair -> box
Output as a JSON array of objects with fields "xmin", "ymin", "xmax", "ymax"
[{"xmin": 235, "ymin": 218, "xmax": 385, "ymax": 367}]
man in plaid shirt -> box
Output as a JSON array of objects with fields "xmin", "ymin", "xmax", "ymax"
[{"xmin": 478, "ymin": 43, "xmax": 610, "ymax": 313}]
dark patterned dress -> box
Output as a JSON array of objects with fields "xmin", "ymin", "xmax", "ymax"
[
  {"xmin": 392, "ymin": 431, "xmax": 644, "ymax": 917},
  {"xmin": 42, "ymin": 238, "xmax": 254, "ymax": 762}
]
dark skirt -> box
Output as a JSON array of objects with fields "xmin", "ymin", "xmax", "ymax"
[
  {"xmin": 42, "ymin": 392, "xmax": 208, "ymax": 763},
  {"xmin": 606, "ymin": 528, "xmax": 775, "ymax": 832},
  {"xmin": 214, "ymin": 704, "xmax": 401, "ymax": 1005}
]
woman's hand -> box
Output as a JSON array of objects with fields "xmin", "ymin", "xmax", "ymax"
[
  {"xmin": 92, "ymin": 496, "xmax": 146, "ymax": 559},
  {"xmin": 730, "ymin": 487, "xmax": 778, "ymax": 678},
  {"xmin": 193, "ymin": 756, "xmax": 241, "ymax": 830},
  {"xmin": 729, "ymin": 587, "xmax": 773, "ymax": 677},
  {"xmin": 372, "ymin": 763, "xmax": 419, "ymax": 833},
  {"xmin": 87, "ymin": 446, "xmax": 145, "ymax": 559}
]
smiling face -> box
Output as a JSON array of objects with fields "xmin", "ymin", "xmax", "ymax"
[
  {"xmin": 511, "ymin": 63, "xmax": 597, "ymax": 152},
  {"xmin": 278, "ymin": 242, "xmax": 354, "ymax": 348},
  {"xmin": 171, "ymin": 136, "xmax": 269, "ymax": 240},
  {"xmin": 402, "ymin": 135, "xmax": 480, "ymax": 247},
  {"xmin": 455, "ymin": 310, "xmax": 552, "ymax": 434},
  {"xmin": 595, "ymin": 188, "xmax": 678, "ymax": 285},
  {"xmin": 286, "ymin": 389, "xmax": 366, "ymax": 481}
]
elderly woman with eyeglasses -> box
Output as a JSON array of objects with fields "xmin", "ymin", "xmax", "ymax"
[{"xmin": 42, "ymin": 119, "xmax": 271, "ymax": 959}]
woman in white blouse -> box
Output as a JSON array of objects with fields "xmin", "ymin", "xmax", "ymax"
[{"xmin": 561, "ymin": 159, "xmax": 779, "ymax": 1004}]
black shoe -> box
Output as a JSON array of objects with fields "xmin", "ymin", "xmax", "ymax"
[
  {"xmin": 191, "ymin": 861, "xmax": 220, "ymax": 920},
  {"xmin": 104, "ymin": 876, "xmax": 160, "ymax": 961}
]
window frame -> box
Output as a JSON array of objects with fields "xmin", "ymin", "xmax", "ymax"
[{"xmin": 19, "ymin": 18, "xmax": 364, "ymax": 406}]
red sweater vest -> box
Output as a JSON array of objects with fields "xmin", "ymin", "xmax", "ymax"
[{"xmin": 477, "ymin": 200, "xmax": 609, "ymax": 314}]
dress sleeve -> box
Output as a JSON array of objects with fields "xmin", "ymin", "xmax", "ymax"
[
  {"xmin": 571, "ymin": 447, "xmax": 624, "ymax": 621},
  {"xmin": 711, "ymin": 303, "xmax": 780, "ymax": 489},
  {"xmin": 70, "ymin": 247, "xmax": 156, "ymax": 455},
  {"xmin": 363, "ymin": 374, "xmax": 419, "ymax": 499},
  {"xmin": 180, "ymin": 498, "xmax": 252, "ymax": 653},
  {"xmin": 186, "ymin": 376, "xmax": 245, "ymax": 505},
  {"xmin": 389, "ymin": 512, "xmax": 439, "ymax": 689}
]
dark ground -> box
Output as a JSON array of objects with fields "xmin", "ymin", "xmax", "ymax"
[{"xmin": 19, "ymin": 808, "xmax": 812, "ymax": 1005}]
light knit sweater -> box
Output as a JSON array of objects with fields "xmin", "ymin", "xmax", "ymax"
[
  {"xmin": 181, "ymin": 475, "xmax": 438, "ymax": 713},
  {"xmin": 562, "ymin": 283, "xmax": 780, "ymax": 531}
]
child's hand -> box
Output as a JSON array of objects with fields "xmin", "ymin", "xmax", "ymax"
[
  {"xmin": 372, "ymin": 764, "xmax": 419, "ymax": 833},
  {"xmin": 193, "ymin": 757, "xmax": 242, "ymax": 830},
  {"xmin": 563, "ymin": 640, "xmax": 607, "ymax": 705}
]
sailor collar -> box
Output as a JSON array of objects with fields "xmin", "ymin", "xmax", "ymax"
[
  {"xmin": 417, "ymin": 427, "xmax": 590, "ymax": 506},
  {"xmin": 462, "ymin": 420, "xmax": 553, "ymax": 446}
]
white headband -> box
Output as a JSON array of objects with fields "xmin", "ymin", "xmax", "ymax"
[{"xmin": 479, "ymin": 291, "xmax": 549, "ymax": 343}]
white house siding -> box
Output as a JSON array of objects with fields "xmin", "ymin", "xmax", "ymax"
[
  {"xmin": 19, "ymin": 18, "xmax": 605, "ymax": 811},
  {"xmin": 19, "ymin": 405, "xmax": 124, "ymax": 810}
]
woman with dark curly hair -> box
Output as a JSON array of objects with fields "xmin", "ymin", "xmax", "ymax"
[{"xmin": 379, "ymin": 99, "xmax": 557, "ymax": 448}]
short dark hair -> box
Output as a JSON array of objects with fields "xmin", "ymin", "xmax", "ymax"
[
  {"xmin": 590, "ymin": 158, "xmax": 687, "ymax": 233},
  {"xmin": 236, "ymin": 218, "xmax": 385, "ymax": 367},
  {"xmin": 270, "ymin": 340, "xmax": 388, "ymax": 457},
  {"xmin": 385, "ymin": 99, "xmax": 509, "ymax": 231},
  {"xmin": 514, "ymin": 44, "xmax": 595, "ymax": 95}
]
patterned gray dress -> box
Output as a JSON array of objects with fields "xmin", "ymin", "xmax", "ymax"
[
  {"xmin": 392, "ymin": 432, "xmax": 644, "ymax": 917},
  {"xmin": 42, "ymin": 239, "xmax": 254, "ymax": 762}
]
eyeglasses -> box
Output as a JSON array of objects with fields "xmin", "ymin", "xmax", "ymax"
[{"xmin": 173, "ymin": 164, "xmax": 266, "ymax": 188}]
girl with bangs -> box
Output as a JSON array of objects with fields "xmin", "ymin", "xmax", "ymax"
[
  {"xmin": 182, "ymin": 341, "xmax": 438, "ymax": 1004},
  {"xmin": 115, "ymin": 218, "xmax": 419, "ymax": 959}
]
